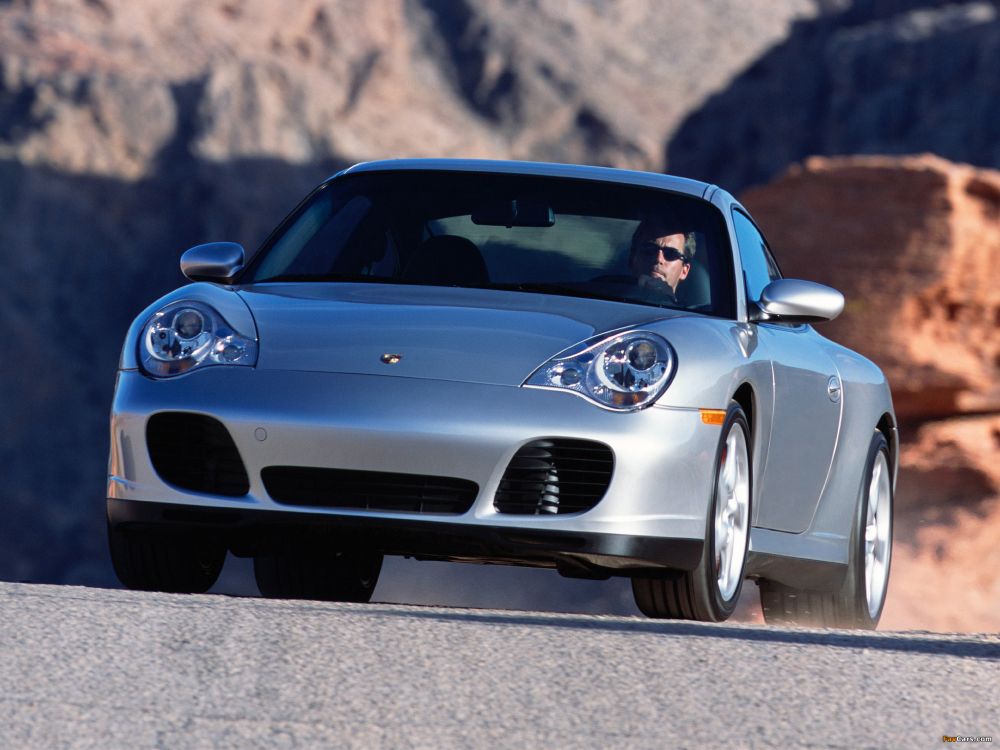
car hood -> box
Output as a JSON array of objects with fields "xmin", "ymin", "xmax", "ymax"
[{"xmin": 237, "ymin": 283, "xmax": 682, "ymax": 385}]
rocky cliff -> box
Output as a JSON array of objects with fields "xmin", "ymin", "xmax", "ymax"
[
  {"xmin": 0, "ymin": 0, "xmax": 819, "ymax": 176},
  {"xmin": 668, "ymin": 0, "xmax": 1000, "ymax": 190}
]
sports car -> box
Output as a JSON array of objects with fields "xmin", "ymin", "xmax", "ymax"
[{"xmin": 107, "ymin": 159, "xmax": 896, "ymax": 628}]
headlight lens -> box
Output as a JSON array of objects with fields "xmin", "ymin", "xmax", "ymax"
[
  {"xmin": 524, "ymin": 330, "xmax": 676, "ymax": 411},
  {"xmin": 139, "ymin": 300, "xmax": 257, "ymax": 377}
]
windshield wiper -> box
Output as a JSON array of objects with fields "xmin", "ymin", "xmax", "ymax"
[
  {"xmin": 250, "ymin": 276, "xmax": 680, "ymax": 310},
  {"xmin": 485, "ymin": 282, "xmax": 637, "ymax": 305},
  {"xmin": 255, "ymin": 273, "xmax": 382, "ymax": 283}
]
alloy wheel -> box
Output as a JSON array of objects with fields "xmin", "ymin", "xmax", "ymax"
[
  {"xmin": 864, "ymin": 451, "xmax": 892, "ymax": 619},
  {"xmin": 714, "ymin": 423, "xmax": 750, "ymax": 601}
]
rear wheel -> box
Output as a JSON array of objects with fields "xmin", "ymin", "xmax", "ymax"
[
  {"xmin": 759, "ymin": 430, "xmax": 893, "ymax": 629},
  {"xmin": 254, "ymin": 549, "xmax": 383, "ymax": 602},
  {"xmin": 108, "ymin": 524, "xmax": 225, "ymax": 593},
  {"xmin": 632, "ymin": 402, "xmax": 751, "ymax": 621}
]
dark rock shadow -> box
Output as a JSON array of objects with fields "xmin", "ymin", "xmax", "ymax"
[{"xmin": 666, "ymin": 0, "xmax": 1000, "ymax": 191}]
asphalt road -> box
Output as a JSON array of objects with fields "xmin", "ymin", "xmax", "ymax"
[{"xmin": 0, "ymin": 582, "xmax": 996, "ymax": 749}]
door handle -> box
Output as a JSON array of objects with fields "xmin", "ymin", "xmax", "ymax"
[{"xmin": 827, "ymin": 376, "xmax": 841, "ymax": 403}]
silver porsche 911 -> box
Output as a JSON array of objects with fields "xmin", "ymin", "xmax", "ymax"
[{"xmin": 107, "ymin": 159, "xmax": 896, "ymax": 628}]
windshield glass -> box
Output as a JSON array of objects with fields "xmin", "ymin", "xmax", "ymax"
[{"xmin": 243, "ymin": 171, "xmax": 735, "ymax": 317}]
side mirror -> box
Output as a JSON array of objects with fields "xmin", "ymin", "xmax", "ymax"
[
  {"xmin": 751, "ymin": 278, "xmax": 844, "ymax": 323},
  {"xmin": 180, "ymin": 242, "xmax": 245, "ymax": 283}
]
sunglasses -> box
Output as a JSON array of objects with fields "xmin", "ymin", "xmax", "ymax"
[{"xmin": 636, "ymin": 242, "xmax": 689, "ymax": 264}]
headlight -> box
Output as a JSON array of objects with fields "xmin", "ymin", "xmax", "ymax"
[
  {"xmin": 139, "ymin": 300, "xmax": 258, "ymax": 377},
  {"xmin": 524, "ymin": 330, "xmax": 676, "ymax": 411}
]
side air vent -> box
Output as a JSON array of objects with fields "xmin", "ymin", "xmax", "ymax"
[
  {"xmin": 146, "ymin": 412, "xmax": 250, "ymax": 497},
  {"xmin": 494, "ymin": 439, "xmax": 614, "ymax": 515},
  {"xmin": 262, "ymin": 467, "xmax": 478, "ymax": 514}
]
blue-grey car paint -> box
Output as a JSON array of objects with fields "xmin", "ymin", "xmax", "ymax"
[{"xmin": 110, "ymin": 159, "xmax": 897, "ymax": 591}]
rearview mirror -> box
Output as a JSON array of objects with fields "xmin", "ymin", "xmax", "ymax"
[
  {"xmin": 752, "ymin": 279, "xmax": 844, "ymax": 323},
  {"xmin": 180, "ymin": 242, "xmax": 245, "ymax": 283},
  {"xmin": 471, "ymin": 199, "xmax": 555, "ymax": 227}
]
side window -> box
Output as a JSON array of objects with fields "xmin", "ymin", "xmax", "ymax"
[{"xmin": 732, "ymin": 210, "xmax": 779, "ymax": 303}]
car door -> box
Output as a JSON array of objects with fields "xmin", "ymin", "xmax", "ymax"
[{"xmin": 732, "ymin": 209, "xmax": 842, "ymax": 533}]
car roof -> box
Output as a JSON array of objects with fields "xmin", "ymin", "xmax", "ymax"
[{"xmin": 338, "ymin": 158, "xmax": 714, "ymax": 199}]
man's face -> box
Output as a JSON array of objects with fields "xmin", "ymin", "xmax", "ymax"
[{"xmin": 629, "ymin": 231, "xmax": 691, "ymax": 292}]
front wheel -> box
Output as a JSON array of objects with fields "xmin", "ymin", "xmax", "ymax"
[
  {"xmin": 108, "ymin": 524, "xmax": 226, "ymax": 593},
  {"xmin": 759, "ymin": 430, "xmax": 893, "ymax": 629},
  {"xmin": 254, "ymin": 549, "xmax": 383, "ymax": 602},
  {"xmin": 632, "ymin": 402, "xmax": 752, "ymax": 621}
]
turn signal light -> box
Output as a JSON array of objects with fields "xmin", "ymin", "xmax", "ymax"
[{"xmin": 700, "ymin": 409, "xmax": 727, "ymax": 425}]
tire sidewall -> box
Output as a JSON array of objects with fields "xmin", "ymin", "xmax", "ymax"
[
  {"xmin": 845, "ymin": 431, "xmax": 893, "ymax": 628},
  {"xmin": 699, "ymin": 403, "xmax": 752, "ymax": 620}
]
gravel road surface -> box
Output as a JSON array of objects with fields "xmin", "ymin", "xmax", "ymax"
[{"xmin": 0, "ymin": 582, "xmax": 996, "ymax": 749}]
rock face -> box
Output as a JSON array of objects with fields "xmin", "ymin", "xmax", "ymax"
[
  {"xmin": 742, "ymin": 155, "xmax": 1000, "ymax": 421},
  {"xmin": 883, "ymin": 415, "xmax": 1000, "ymax": 632},
  {"xmin": 668, "ymin": 0, "xmax": 1000, "ymax": 190},
  {"xmin": 0, "ymin": 0, "xmax": 819, "ymax": 176},
  {"xmin": 741, "ymin": 155, "xmax": 1000, "ymax": 632}
]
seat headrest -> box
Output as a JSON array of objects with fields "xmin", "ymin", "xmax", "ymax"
[{"xmin": 404, "ymin": 235, "xmax": 489, "ymax": 285}]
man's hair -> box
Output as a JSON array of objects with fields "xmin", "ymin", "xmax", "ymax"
[{"xmin": 630, "ymin": 216, "xmax": 697, "ymax": 261}]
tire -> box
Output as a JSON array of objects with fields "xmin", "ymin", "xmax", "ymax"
[
  {"xmin": 254, "ymin": 549, "xmax": 383, "ymax": 602},
  {"xmin": 108, "ymin": 523, "xmax": 226, "ymax": 593},
  {"xmin": 632, "ymin": 401, "xmax": 752, "ymax": 621},
  {"xmin": 759, "ymin": 430, "xmax": 893, "ymax": 629}
]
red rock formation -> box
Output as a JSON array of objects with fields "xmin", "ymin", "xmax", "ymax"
[
  {"xmin": 883, "ymin": 415, "xmax": 1000, "ymax": 632},
  {"xmin": 742, "ymin": 155, "xmax": 1000, "ymax": 421}
]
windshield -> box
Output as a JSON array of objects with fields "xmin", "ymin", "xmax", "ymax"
[{"xmin": 242, "ymin": 171, "xmax": 736, "ymax": 317}]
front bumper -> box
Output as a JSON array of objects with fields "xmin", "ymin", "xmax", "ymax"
[
  {"xmin": 109, "ymin": 367, "xmax": 721, "ymax": 572},
  {"xmin": 107, "ymin": 498, "xmax": 704, "ymax": 574}
]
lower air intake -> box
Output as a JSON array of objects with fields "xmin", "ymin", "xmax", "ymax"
[
  {"xmin": 494, "ymin": 439, "xmax": 614, "ymax": 515},
  {"xmin": 146, "ymin": 412, "xmax": 250, "ymax": 497},
  {"xmin": 262, "ymin": 467, "xmax": 478, "ymax": 514}
]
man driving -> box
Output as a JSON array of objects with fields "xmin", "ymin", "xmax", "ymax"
[{"xmin": 628, "ymin": 216, "xmax": 695, "ymax": 305}]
